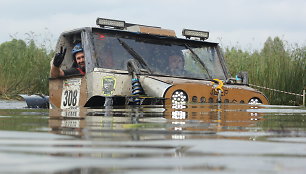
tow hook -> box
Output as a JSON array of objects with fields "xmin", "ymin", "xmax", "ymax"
[{"xmin": 212, "ymin": 79, "xmax": 224, "ymax": 103}]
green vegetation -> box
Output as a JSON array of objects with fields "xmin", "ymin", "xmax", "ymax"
[
  {"xmin": 0, "ymin": 36, "xmax": 305, "ymax": 105},
  {"xmin": 0, "ymin": 39, "xmax": 53, "ymax": 99},
  {"xmin": 224, "ymin": 37, "xmax": 306, "ymax": 105}
]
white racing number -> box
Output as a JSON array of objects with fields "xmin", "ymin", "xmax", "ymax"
[{"xmin": 61, "ymin": 78, "xmax": 81, "ymax": 109}]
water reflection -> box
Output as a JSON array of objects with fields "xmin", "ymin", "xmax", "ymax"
[
  {"xmin": 47, "ymin": 104, "xmax": 306, "ymax": 143},
  {"xmin": 48, "ymin": 104, "xmax": 267, "ymax": 141},
  {"xmin": 1, "ymin": 102, "xmax": 306, "ymax": 173}
]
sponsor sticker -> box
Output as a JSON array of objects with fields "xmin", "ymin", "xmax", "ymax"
[{"xmin": 102, "ymin": 76, "xmax": 116, "ymax": 96}]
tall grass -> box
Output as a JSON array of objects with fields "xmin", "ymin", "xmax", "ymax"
[
  {"xmin": 0, "ymin": 39, "xmax": 53, "ymax": 99},
  {"xmin": 0, "ymin": 35, "xmax": 304, "ymax": 105},
  {"xmin": 224, "ymin": 37, "xmax": 306, "ymax": 105}
]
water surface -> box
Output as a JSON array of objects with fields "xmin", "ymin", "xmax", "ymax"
[{"xmin": 0, "ymin": 100, "xmax": 305, "ymax": 174}]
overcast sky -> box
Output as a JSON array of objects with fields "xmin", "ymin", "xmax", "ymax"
[{"xmin": 1, "ymin": 0, "xmax": 305, "ymax": 50}]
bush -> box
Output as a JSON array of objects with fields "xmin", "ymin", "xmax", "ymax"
[{"xmin": 0, "ymin": 39, "xmax": 53, "ymax": 99}]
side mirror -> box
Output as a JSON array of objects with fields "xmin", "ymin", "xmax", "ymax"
[{"xmin": 236, "ymin": 71, "xmax": 249, "ymax": 85}]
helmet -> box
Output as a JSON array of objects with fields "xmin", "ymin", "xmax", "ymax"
[{"xmin": 72, "ymin": 43, "xmax": 83, "ymax": 58}]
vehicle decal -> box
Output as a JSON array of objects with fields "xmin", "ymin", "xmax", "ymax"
[
  {"xmin": 210, "ymin": 89, "xmax": 229, "ymax": 96},
  {"xmin": 94, "ymin": 33, "xmax": 106, "ymax": 40},
  {"xmin": 61, "ymin": 78, "xmax": 81, "ymax": 109},
  {"xmin": 102, "ymin": 76, "xmax": 116, "ymax": 96}
]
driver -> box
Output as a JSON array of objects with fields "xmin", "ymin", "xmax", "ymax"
[
  {"xmin": 168, "ymin": 54, "xmax": 184, "ymax": 76},
  {"xmin": 50, "ymin": 43, "xmax": 86, "ymax": 78}
]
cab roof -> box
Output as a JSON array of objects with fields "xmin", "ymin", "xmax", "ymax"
[{"xmin": 61, "ymin": 26, "xmax": 219, "ymax": 47}]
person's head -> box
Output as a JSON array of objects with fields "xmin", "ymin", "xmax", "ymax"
[
  {"xmin": 168, "ymin": 54, "xmax": 184, "ymax": 74},
  {"xmin": 72, "ymin": 43, "xmax": 85, "ymax": 69}
]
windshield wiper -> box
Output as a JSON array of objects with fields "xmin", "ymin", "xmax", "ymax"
[
  {"xmin": 117, "ymin": 38, "xmax": 152, "ymax": 74},
  {"xmin": 184, "ymin": 44, "xmax": 212, "ymax": 79}
]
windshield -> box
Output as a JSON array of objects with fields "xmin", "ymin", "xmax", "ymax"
[{"xmin": 92, "ymin": 31, "xmax": 227, "ymax": 80}]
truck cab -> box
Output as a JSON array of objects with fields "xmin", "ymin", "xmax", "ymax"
[{"xmin": 49, "ymin": 18, "xmax": 268, "ymax": 109}]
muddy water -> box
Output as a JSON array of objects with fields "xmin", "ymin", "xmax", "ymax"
[{"xmin": 0, "ymin": 100, "xmax": 306, "ymax": 174}]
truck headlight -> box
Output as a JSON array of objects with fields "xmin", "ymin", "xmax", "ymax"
[{"xmin": 171, "ymin": 90, "xmax": 188, "ymax": 105}]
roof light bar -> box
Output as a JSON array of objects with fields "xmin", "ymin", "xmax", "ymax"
[
  {"xmin": 182, "ymin": 29, "xmax": 209, "ymax": 40},
  {"xmin": 96, "ymin": 18, "xmax": 125, "ymax": 29}
]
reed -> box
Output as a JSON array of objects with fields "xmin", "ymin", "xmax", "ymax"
[
  {"xmin": 0, "ymin": 39, "xmax": 53, "ymax": 99},
  {"xmin": 0, "ymin": 36, "xmax": 304, "ymax": 105},
  {"xmin": 224, "ymin": 37, "xmax": 306, "ymax": 105}
]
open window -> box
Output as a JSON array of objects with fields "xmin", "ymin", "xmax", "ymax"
[{"xmin": 55, "ymin": 32, "xmax": 81, "ymax": 69}]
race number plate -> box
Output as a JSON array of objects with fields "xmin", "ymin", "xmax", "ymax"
[{"xmin": 61, "ymin": 78, "xmax": 81, "ymax": 109}]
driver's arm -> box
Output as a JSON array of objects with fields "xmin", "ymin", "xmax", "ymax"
[{"xmin": 50, "ymin": 65, "xmax": 65, "ymax": 78}]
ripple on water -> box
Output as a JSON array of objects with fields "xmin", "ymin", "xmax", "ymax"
[
  {"xmin": 0, "ymin": 102, "xmax": 306, "ymax": 173},
  {"xmin": 0, "ymin": 100, "xmax": 27, "ymax": 109}
]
